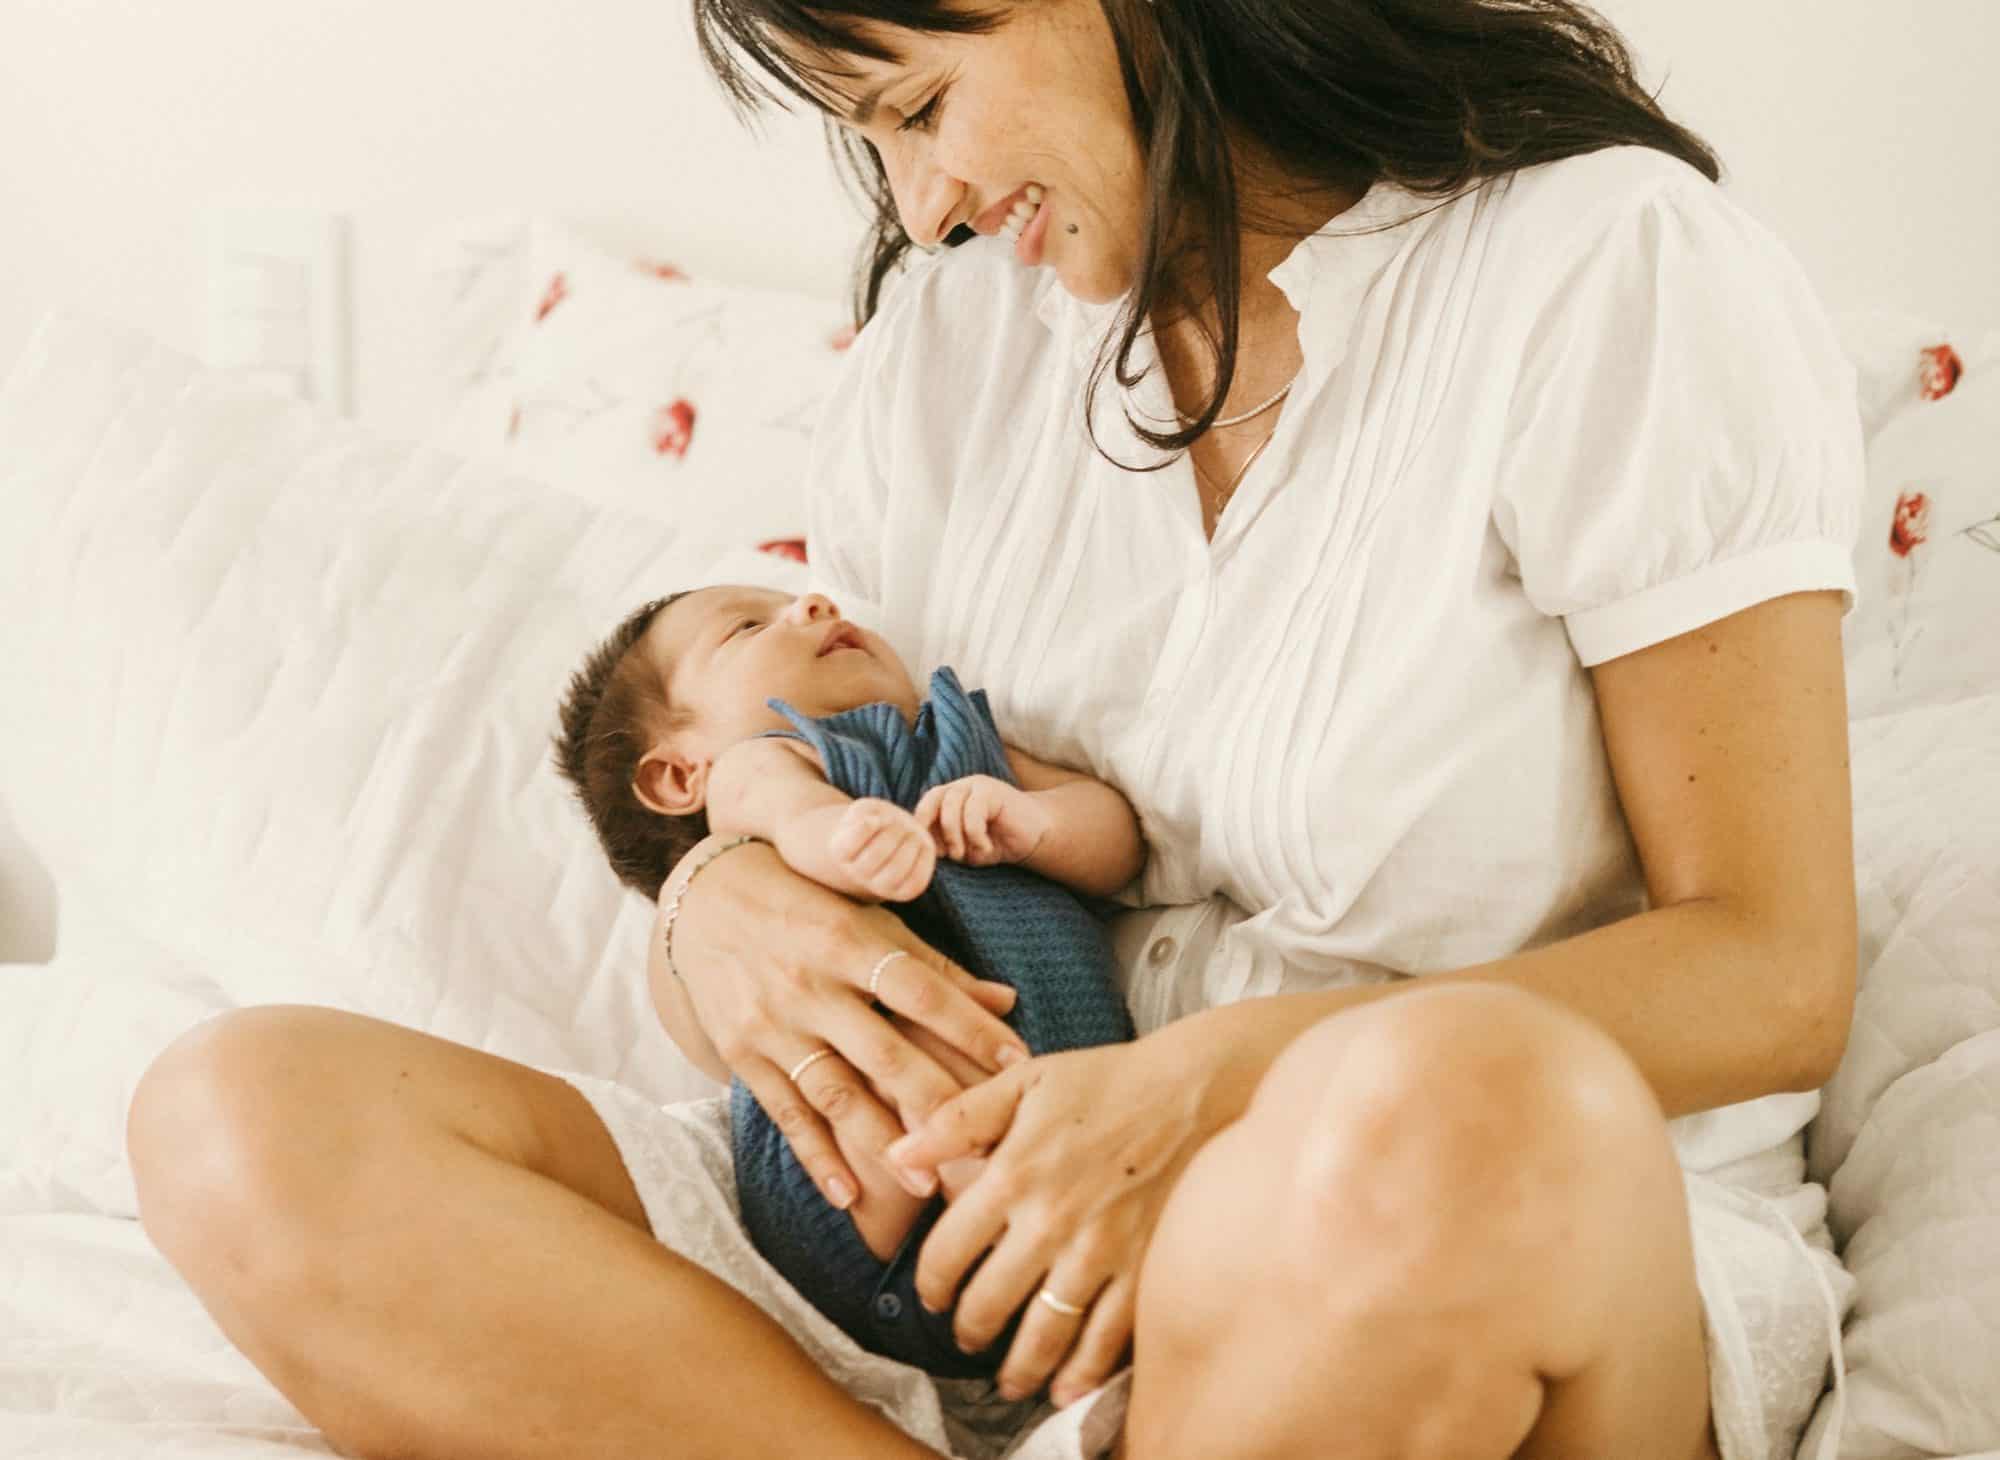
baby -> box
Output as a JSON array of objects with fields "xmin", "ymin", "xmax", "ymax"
[{"xmin": 552, "ymin": 583, "xmax": 1143, "ymax": 1378}]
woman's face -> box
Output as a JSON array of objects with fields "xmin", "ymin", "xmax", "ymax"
[{"xmin": 804, "ymin": 0, "xmax": 1148, "ymax": 303}]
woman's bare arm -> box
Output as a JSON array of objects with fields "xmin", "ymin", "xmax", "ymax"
[{"xmin": 1120, "ymin": 590, "xmax": 1858, "ymax": 1125}]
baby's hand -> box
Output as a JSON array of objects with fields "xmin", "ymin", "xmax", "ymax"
[
  {"xmin": 913, "ymin": 776, "xmax": 1051, "ymax": 867},
  {"xmin": 829, "ymin": 798, "xmax": 938, "ymax": 903}
]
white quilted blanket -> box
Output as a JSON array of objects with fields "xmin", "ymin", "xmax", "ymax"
[{"xmin": 2, "ymin": 312, "xmax": 1996, "ymax": 1460}]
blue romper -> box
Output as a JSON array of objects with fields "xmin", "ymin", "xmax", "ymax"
[{"xmin": 733, "ymin": 666, "xmax": 1136, "ymax": 1378}]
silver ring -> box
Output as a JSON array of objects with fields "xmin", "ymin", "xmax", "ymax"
[
  {"xmin": 867, "ymin": 949, "xmax": 908, "ymax": 1000},
  {"xmin": 787, "ymin": 1048, "xmax": 836, "ymax": 1085},
  {"xmin": 1036, "ymin": 1288, "xmax": 1087, "ymax": 1318}
]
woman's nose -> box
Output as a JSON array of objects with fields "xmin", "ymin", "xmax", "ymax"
[{"xmin": 885, "ymin": 144, "xmax": 964, "ymax": 249}]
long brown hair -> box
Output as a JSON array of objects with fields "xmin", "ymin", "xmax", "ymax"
[{"xmin": 692, "ymin": 0, "xmax": 1719, "ymax": 456}]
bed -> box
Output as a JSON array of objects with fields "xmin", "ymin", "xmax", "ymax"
[{"xmin": 2, "ymin": 219, "xmax": 1996, "ymax": 1460}]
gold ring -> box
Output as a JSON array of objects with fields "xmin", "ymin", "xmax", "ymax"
[
  {"xmin": 867, "ymin": 949, "xmax": 908, "ymax": 1000},
  {"xmin": 1036, "ymin": 1288, "xmax": 1086, "ymax": 1318},
  {"xmin": 787, "ymin": 1048, "xmax": 836, "ymax": 1085}
]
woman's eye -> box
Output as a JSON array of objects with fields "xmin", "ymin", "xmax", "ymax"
[{"xmin": 897, "ymin": 89, "xmax": 944, "ymax": 134}]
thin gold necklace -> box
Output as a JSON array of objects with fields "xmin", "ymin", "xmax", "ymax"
[{"xmin": 1193, "ymin": 428, "xmax": 1278, "ymax": 521}]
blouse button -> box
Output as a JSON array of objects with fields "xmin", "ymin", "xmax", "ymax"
[
  {"xmin": 1147, "ymin": 937, "xmax": 1178, "ymax": 967},
  {"xmin": 874, "ymin": 1293, "xmax": 903, "ymax": 1321}
]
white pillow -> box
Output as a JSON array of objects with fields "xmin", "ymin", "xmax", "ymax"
[
  {"xmin": 0, "ymin": 922, "xmax": 229, "ymax": 1218},
  {"xmin": 1832, "ymin": 312, "xmax": 2000, "ymax": 720},
  {"xmin": 0, "ymin": 310, "xmax": 826, "ymax": 1217},
  {"xmin": 427, "ymin": 217, "xmax": 851, "ymax": 551}
]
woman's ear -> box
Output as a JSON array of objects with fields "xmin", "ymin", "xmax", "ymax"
[{"xmin": 635, "ymin": 742, "xmax": 708, "ymax": 817}]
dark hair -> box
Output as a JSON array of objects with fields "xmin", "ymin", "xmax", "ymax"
[
  {"xmin": 552, "ymin": 590, "xmax": 705, "ymax": 901},
  {"xmin": 691, "ymin": 0, "xmax": 1719, "ymax": 458}
]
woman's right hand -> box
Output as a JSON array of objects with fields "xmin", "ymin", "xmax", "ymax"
[{"xmin": 662, "ymin": 836, "xmax": 1029, "ymax": 1210}]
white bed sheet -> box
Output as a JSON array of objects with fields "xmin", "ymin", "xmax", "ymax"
[{"xmin": 0, "ymin": 1211, "xmax": 332, "ymax": 1458}]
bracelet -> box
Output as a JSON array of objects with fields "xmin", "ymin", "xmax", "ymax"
[{"xmin": 660, "ymin": 835, "xmax": 765, "ymax": 982}]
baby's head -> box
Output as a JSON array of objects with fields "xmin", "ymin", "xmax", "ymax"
[{"xmin": 553, "ymin": 585, "xmax": 916, "ymax": 899}]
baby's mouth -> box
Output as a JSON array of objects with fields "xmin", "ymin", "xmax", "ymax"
[{"xmin": 817, "ymin": 623, "xmax": 866, "ymax": 657}]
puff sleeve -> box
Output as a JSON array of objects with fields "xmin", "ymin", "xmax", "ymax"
[{"xmin": 1492, "ymin": 173, "xmax": 1865, "ymax": 667}]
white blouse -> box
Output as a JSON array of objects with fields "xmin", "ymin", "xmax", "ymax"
[{"xmin": 804, "ymin": 144, "xmax": 1863, "ymax": 1173}]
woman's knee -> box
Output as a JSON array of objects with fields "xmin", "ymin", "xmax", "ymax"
[
  {"xmin": 128, "ymin": 1003, "xmax": 648, "ymax": 1276},
  {"xmin": 128, "ymin": 1006, "xmax": 371, "ymax": 1269},
  {"xmin": 1263, "ymin": 984, "xmax": 1668, "ymax": 1262}
]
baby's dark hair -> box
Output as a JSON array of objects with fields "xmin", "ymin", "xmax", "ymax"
[{"xmin": 552, "ymin": 590, "xmax": 705, "ymax": 902}]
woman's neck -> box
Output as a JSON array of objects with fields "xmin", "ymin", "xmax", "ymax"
[{"xmin": 1149, "ymin": 167, "xmax": 1367, "ymax": 422}]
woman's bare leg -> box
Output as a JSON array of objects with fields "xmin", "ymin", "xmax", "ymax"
[
  {"xmin": 1124, "ymin": 983, "xmax": 1720, "ymax": 1460},
  {"xmin": 126, "ymin": 1004, "xmax": 939, "ymax": 1460}
]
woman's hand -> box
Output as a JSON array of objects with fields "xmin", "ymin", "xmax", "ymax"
[
  {"xmin": 883, "ymin": 1035, "xmax": 1243, "ymax": 1406},
  {"xmin": 663, "ymin": 836, "xmax": 1030, "ymax": 1210}
]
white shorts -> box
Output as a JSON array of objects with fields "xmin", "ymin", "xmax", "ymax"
[{"xmin": 547, "ymin": 1073, "xmax": 1851, "ymax": 1460}]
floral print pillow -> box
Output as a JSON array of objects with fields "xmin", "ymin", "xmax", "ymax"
[
  {"xmin": 427, "ymin": 218, "xmax": 854, "ymax": 560},
  {"xmin": 1836, "ymin": 313, "xmax": 2000, "ymax": 719}
]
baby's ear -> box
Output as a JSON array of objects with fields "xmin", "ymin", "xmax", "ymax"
[{"xmin": 634, "ymin": 744, "xmax": 707, "ymax": 818}]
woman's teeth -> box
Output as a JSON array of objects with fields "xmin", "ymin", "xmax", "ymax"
[{"xmin": 998, "ymin": 183, "xmax": 1045, "ymax": 244}]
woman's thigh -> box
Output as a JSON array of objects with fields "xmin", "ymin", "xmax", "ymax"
[{"xmin": 1123, "ymin": 983, "xmax": 1718, "ymax": 1460}]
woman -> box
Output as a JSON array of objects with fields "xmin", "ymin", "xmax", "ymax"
[{"xmin": 126, "ymin": 1, "xmax": 1862, "ymax": 1458}]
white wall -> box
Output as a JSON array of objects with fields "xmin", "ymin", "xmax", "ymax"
[
  {"xmin": 2, "ymin": 0, "xmax": 1996, "ymax": 444},
  {"xmin": 1, "ymin": 0, "xmax": 1995, "ymax": 962},
  {"xmin": 0, "ymin": 0, "xmax": 871, "ymax": 442}
]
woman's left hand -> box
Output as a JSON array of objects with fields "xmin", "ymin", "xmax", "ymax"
[{"xmin": 884, "ymin": 1037, "xmax": 1234, "ymax": 1406}]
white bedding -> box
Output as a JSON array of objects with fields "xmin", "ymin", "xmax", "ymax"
[{"xmin": 2, "ymin": 311, "xmax": 1996, "ymax": 1460}]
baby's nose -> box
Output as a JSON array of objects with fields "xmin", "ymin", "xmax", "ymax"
[{"xmin": 788, "ymin": 593, "xmax": 838, "ymax": 624}]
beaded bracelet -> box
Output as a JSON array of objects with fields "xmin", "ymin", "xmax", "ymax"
[{"xmin": 660, "ymin": 834, "xmax": 765, "ymax": 982}]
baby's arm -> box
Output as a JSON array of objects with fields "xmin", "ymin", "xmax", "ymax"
[
  {"xmin": 914, "ymin": 749, "xmax": 1146, "ymax": 900},
  {"xmin": 707, "ymin": 738, "xmax": 936, "ymax": 905}
]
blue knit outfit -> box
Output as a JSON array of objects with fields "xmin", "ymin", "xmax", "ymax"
[{"xmin": 732, "ymin": 666, "xmax": 1136, "ymax": 1378}]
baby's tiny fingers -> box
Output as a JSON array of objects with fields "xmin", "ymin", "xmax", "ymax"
[
  {"xmin": 831, "ymin": 800, "xmax": 888, "ymax": 858},
  {"xmin": 964, "ymin": 788, "xmax": 998, "ymax": 860},
  {"xmin": 855, "ymin": 824, "xmax": 912, "ymax": 879},
  {"xmin": 878, "ymin": 834, "xmax": 933, "ymax": 902}
]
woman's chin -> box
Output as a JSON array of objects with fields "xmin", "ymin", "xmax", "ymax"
[{"xmin": 1054, "ymin": 258, "xmax": 1131, "ymax": 306}]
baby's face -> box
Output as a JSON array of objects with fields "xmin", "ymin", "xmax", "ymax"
[{"xmin": 646, "ymin": 586, "xmax": 918, "ymax": 756}]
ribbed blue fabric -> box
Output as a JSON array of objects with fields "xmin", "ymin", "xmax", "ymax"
[{"xmin": 732, "ymin": 666, "xmax": 1135, "ymax": 1377}]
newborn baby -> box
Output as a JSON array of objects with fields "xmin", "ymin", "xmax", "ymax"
[{"xmin": 553, "ymin": 584, "xmax": 1141, "ymax": 1377}]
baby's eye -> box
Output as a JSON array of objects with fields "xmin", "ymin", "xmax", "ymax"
[{"xmin": 733, "ymin": 617, "xmax": 761, "ymax": 636}]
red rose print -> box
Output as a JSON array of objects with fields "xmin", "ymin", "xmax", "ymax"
[
  {"xmin": 829, "ymin": 323, "xmax": 858, "ymax": 353},
  {"xmin": 507, "ymin": 404, "xmax": 522, "ymax": 441},
  {"xmin": 534, "ymin": 273, "xmax": 569, "ymax": 323},
  {"xmin": 640, "ymin": 260, "xmax": 689, "ymax": 283},
  {"xmin": 1889, "ymin": 490, "xmax": 1930, "ymax": 557},
  {"xmin": 652, "ymin": 399, "xmax": 697, "ymax": 459},
  {"xmin": 758, "ymin": 538, "xmax": 809, "ymax": 564},
  {"xmin": 1918, "ymin": 344, "xmax": 1963, "ymax": 401}
]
